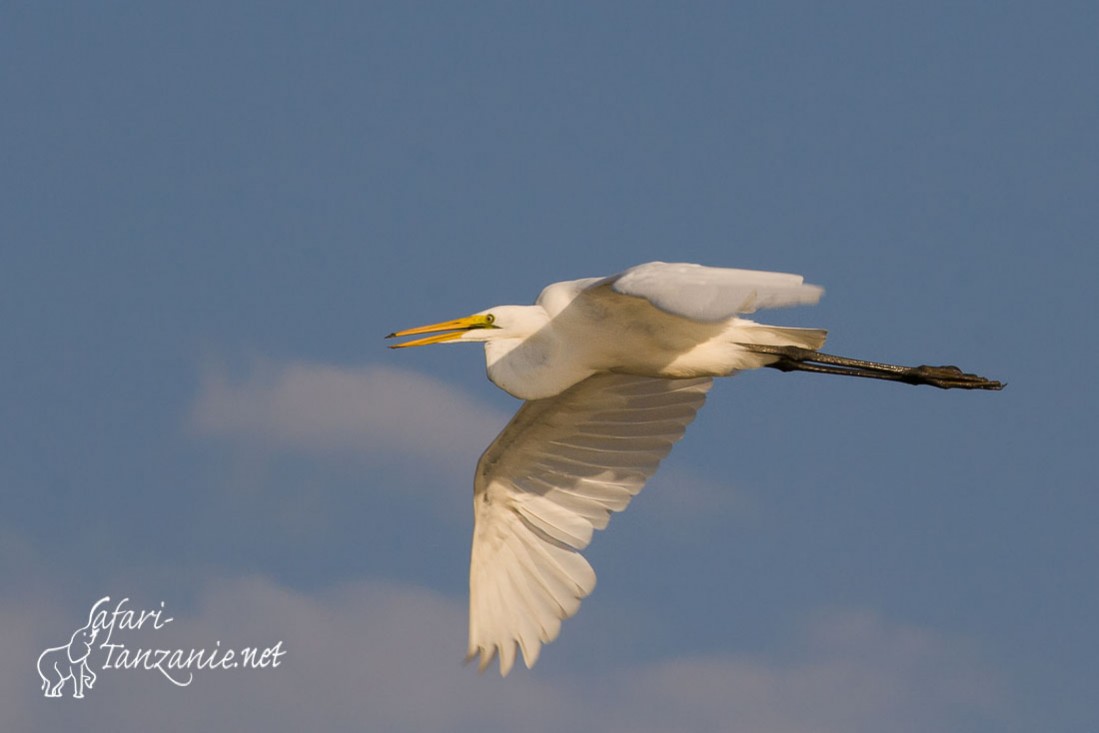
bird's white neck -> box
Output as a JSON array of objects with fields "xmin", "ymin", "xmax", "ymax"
[{"xmin": 484, "ymin": 329, "xmax": 593, "ymax": 401}]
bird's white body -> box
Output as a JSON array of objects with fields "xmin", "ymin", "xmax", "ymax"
[
  {"xmin": 476, "ymin": 264, "xmax": 827, "ymax": 400},
  {"xmin": 389, "ymin": 262, "xmax": 828, "ymax": 675}
]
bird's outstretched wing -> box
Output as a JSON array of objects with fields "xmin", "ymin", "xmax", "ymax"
[
  {"xmin": 469, "ymin": 373, "xmax": 713, "ymax": 675},
  {"xmin": 606, "ymin": 261, "xmax": 823, "ymax": 321}
]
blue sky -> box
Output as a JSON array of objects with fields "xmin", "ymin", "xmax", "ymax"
[{"xmin": 3, "ymin": 2, "xmax": 1096, "ymax": 731}]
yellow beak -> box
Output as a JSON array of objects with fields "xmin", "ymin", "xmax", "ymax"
[{"xmin": 386, "ymin": 314, "xmax": 495, "ymax": 349}]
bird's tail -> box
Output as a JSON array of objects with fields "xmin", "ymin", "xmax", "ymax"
[
  {"xmin": 743, "ymin": 325, "xmax": 828, "ymax": 350},
  {"xmin": 734, "ymin": 325, "xmax": 828, "ymax": 369}
]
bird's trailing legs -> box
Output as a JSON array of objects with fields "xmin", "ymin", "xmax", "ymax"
[{"xmin": 743, "ymin": 344, "xmax": 1004, "ymax": 390}]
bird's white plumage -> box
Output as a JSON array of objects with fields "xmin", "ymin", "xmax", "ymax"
[
  {"xmin": 469, "ymin": 373, "xmax": 713, "ymax": 674},
  {"xmin": 389, "ymin": 262, "xmax": 829, "ymax": 675},
  {"xmin": 604, "ymin": 261, "xmax": 823, "ymax": 321},
  {"xmin": 478, "ymin": 263, "xmax": 826, "ymax": 401}
]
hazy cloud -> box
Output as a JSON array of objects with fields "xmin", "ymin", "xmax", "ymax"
[
  {"xmin": 642, "ymin": 467, "xmax": 748, "ymax": 520},
  {"xmin": 12, "ymin": 578, "xmax": 1002, "ymax": 733},
  {"xmin": 190, "ymin": 360, "xmax": 507, "ymax": 474},
  {"xmin": 611, "ymin": 608, "xmax": 1001, "ymax": 733}
]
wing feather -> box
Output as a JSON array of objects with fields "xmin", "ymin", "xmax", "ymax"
[
  {"xmin": 606, "ymin": 261, "xmax": 823, "ymax": 321},
  {"xmin": 468, "ymin": 373, "xmax": 712, "ymax": 674}
]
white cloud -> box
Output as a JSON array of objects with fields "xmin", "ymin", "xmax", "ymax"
[
  {"xmin": 190, "ymin": 360, "xmax": 507, "ymax": 474},
  {"xmin": 612, "ymin": 609, "xmax": 1001, "ymax": 733},
  {"xmin": 9, "ymin": 578, "xmax": 1003, "ymax": 733}
]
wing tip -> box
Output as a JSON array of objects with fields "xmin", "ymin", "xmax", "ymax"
[{"xmin": 468, "ymin": 640, "xmax": 530, "ymax": 677}]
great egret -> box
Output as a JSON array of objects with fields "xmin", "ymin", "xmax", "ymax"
[{"xmin": 387, "ymin": 262, "xmax": 1001, "ymax": 676}]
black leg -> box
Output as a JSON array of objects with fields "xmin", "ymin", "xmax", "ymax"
[{"xmin": 741, "ymin": 344, "xmax": 1004, "ymax": 391}]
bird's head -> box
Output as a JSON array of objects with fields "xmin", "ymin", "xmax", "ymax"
[{"xmin": 387, "ymin": 305, "xmax": 547, "ymax": 349}]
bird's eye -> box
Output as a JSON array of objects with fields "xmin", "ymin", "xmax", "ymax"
[{"xmin": 485, "ymin": 314, "xmax": 495, "ymax": 324}]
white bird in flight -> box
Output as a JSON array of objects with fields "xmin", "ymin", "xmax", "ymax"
[{"xmin": 387, "ymin": 262, "xmax": 1001, "ymax": 676}]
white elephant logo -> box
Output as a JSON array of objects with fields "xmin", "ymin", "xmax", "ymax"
[{"xmin": 37, "ymin": 597, "xmax": 109, "ymax": 698}]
